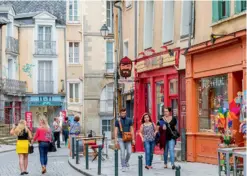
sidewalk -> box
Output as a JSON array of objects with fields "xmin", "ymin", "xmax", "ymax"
[
  {"xmin": 0, "ymin": 144, "xmax": 39, "ymax": 153},
  {"xmin": 68, "ymin": 149, "xmax": 218, "ymax": 176}
]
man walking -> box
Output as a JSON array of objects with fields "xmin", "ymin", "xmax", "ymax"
[
  {"xmin": 53, "ymin": 117, "xmax": 61, "ymax": 148},
  {"xmin": 115, "ymin": 108, "xmax": 135, "ymax": 172}
]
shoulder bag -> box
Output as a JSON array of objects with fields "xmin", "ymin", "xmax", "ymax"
[
  {"xmin": 119, "ymin": 119, "xmax": 132, "ymax": 142},
  {"xmin": 167, "ymin": 123, "xmax": 180, "ymax": 140}
]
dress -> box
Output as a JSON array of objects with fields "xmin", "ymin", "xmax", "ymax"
[{"xmin": 16, "ymin": 130, "xmax": 29, "ymax": 154}]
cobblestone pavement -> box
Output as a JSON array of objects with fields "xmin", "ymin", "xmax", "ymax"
[{"xmin": 0, "ymin": 145, "xmax": 83, "ymax": 176}]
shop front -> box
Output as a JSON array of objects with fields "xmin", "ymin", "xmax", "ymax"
[
  {"xmin": 186, "ymin": 30, "xmax": 246, "ymax": 164},
  {"xmin": 134, "ymin": 49, "xmax": 180, "ymax": 153}
]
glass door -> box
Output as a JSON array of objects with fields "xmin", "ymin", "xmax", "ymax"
[{"xmin": 155, "ymin": 81, "xmax": 164, "ymax": 121}]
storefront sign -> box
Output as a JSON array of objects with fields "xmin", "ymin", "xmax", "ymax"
[
  {"xmin": 25, "ymin": 112, "xmax": 33, "ymax": 131},
  {"xmin": 135, "ymin": 53, "xmax": 176, "ymax": 73},
  {"xmin": 119, "ymin": 56, "xmax": 133, "ymax": 78},
  {"xmin": 29, "ymin": 96, "xmax": 64, "ymax": 107}
]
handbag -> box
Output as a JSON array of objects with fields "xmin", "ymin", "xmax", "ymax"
[
  {"xmin": 119, "ymin": 119, "xmax": 132, "ymax": 142},
  {"xmin": 152, "ymin": 123, "xmax": 160, "ymax": 145},
  {"xmin": 48, "ymin": 141, "xmax": 57, "ymax": 152},
  {"xmin": 28, "ymin": 145, "xmax": 34, "ymax": 154}
]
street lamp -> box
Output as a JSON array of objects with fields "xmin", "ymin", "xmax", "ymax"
[{"xmin": 100, "ymin": 24, "xmax": 109, "ymax": 38}]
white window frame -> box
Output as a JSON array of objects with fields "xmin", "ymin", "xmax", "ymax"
[
  {"xmin": 68, "ymin": 81, "xmax": 81, "ymax": 104},
  {"xmin": 106, "ymin": 41, "xmax": 114, "ymax": 73},
  {"xmin": 100, "ymin": 117, "xmax": 114, "ymax": 137},
  {"xmin": 68, "ymin": 0, "xmax": 79, "ymax": 22},
  {"xmin": 106, "ymin": 0, "xmax": 113, "ymax": 33},
  {"xmin": 100, "ymin": 83, "xmax": 114, "ymax": 113},
  {"xmin": 123, "ymin": 40, "xmax": 129, "ymax": 57},
  {"xmin": 143, "ymin": 0, "xmax": 154, "ymax": 49},
  {"xmin": 69, "ymin": 42, "xmax": 80, "ymax": 64},
  {"xmin": 162, "ymin": 0, "xmax": 174, "ymax": 44}
]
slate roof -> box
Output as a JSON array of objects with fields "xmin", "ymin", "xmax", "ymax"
[
  {"xmin": 0, "ymin": 16, "xmax": 10, "ymax": 24},
  {"xmin": 0, "ymin": 1, "xmax": 66, "ymax": 25}
]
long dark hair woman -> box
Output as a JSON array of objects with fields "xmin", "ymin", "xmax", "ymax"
[{"xmin": 139, "ymin": 113, "xmax": 156, "ymax": 169}]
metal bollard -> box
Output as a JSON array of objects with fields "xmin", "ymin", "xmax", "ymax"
[
  {"xmin": 72, "ymin": 137, "xmax": 75, "ymax": 159},
  {"xmin": 98, "ymin": 146, "xmax": 102, "ymax": 175},
  {"xmin": 85, "ymin": 144, "xmax": 89, "ymax": 170},
  {"xmin": 138, "ymin": 155, "xmax": 143, "ymax": 176},
  {"xmin": 76, "ymin": 140, "xmax": 79, "ymax": 164},
  {"xmin": 175, "ymin": 166, "xmax": 181, "ymax": 176},
  {"xmin": 115, "ymin": 150, "xmax": 118, "ymax": 176}
]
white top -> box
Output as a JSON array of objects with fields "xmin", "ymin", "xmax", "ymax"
[{"xmin": 53, "ymin": 121, "xmax": 61, "ymax": 132}]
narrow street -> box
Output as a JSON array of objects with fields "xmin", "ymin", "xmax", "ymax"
[{"xmin": 0, "ymin": 145, "xmax": 83, "ymax": 176}]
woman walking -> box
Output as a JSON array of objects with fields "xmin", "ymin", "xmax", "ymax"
[
  {"xmin": 69, "ymin": 116, "xmax": 81, "ymax": 156},
  {"xmin": 157, "ymin": 107, "xmax": 177, "ymax": 169},
  {"xmin": 10, "ymin": 120, "xmax": 32, "ymax": 175},
  {"xmin": 139, "ymin": 113, "xmax": 156, "ymax": 170},
  {"xmin": 32, "ymin": 116, "xmax": 52, "ymax": 174},
  {"xmin": 62, "ymin": 117, "xmax": 70, "ymax": 146}
]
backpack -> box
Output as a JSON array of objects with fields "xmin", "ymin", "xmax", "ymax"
[{"xmin": 70, "ymin": 122, "xmax": 81, "ymax": 135}]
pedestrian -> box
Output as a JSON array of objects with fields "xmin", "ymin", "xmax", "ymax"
[
  {"xmin": 114, "ymin": 108, "xmax": 135, "ymax": 172},
  {"xmin": 139, "ymin": 113, "xmax": 156, "ymax": 170},
  {"xmin": 53, "ymin": 117, "xmax": 61, "ymax": 148},
  {"xmin": 157, "ymin": 107, "xmax": 177, "ymax": 169},
  {"xmin": 62, "ymin": 117, "xmax": 70, "ymax": 147},
  {"xmin": 32, "ymin": 116, "xmax": 52, "ymax": 174},
  {"xmin": 69, "ymin": 116, "xmax": 81, "ymax": 155},
  {"xmin": 10, "ymin": 120, "xmax": 32, "ymax": 175}
]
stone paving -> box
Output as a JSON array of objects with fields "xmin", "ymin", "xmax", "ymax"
[
  {"xmin": 69, "ymin": 149, "xmax": 218, "ymax": 176},
  {"xmin": 0, "ymin": 144, "xmax": 82, "ymax": 176}
]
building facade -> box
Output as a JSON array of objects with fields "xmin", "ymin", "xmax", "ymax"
[
  {"xmin": 81, "ymin": 0, "xmax": 115, "ymax": 139},
  {"xmin": 0, "ymin": 1, "xmax": 67, "ymax": 127}
]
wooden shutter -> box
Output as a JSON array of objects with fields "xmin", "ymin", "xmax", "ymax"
[
  {"xmin": 235, "ymin": 0, "xmax": 242, "ymax": 14},
  {"xmin": 162, "ymin": 0, "xmax": 174, "ymax": 43},
  {"xmin": 225, "ymin": 0, "xmax": 230, "ymax": 17},
  {"xmin": 212, "ymin": 0, "xmax": 219, "ymax": 23}
]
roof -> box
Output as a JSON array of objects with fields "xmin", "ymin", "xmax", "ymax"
[
  {"xmin": 14, "ymin": 11, "xmax": 41, "ymax": 19},
  {"xmin": 0, "ymin": 16, "xmax": 10, "ymax": 24}
]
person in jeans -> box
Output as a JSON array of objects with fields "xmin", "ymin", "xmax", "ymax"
[
  {"xmin": 53, "ymin": 117, "xmax": 61, "ymax": 148},
  {"xmin": 62, "ymin": 117, "xmax": 70, "ymax": 147},
  {"xmin": 157, "ymin": 107, "xmax": 177, "ymax": 169},
  {"xmin": 114, "ymin": 108, "xmax": 135, "ymax": 172},
  {"xmin": 69, "ymin": 116, "xmax": 81, "ymax": 156},
  {"xmin": 10, "ymin": 120, "xmax": 32, "ymax": 175},
  {"xmin": 32, "ymin": 116, "xmax": 52, "ymax": 174},
  {"xmin": 139, "ymin": 113, "xmax": 156, "ymax": 170}
]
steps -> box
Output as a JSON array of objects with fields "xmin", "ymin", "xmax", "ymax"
[
  {"xmin": 0, "ymin": 136, "xmax": 17, "ymax": 145},
  {"xmin": 0, "ymin": 124, "xmax": 11, "ymax": 137}
]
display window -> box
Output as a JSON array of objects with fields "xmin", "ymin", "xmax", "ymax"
[{"xmin": 155, "ymin": 81, "xmax": 164, "ymax": 121}]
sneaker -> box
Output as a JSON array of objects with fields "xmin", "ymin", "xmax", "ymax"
[
  {"xmin": 172, "ymin": 165, "xmax": 176, "ymax": 170},
  {"xmin": 126, "ymin": 163, "xmax": 130, "ymax": 169},
  {"xmin": 121, "ymin": 167, "xmax": 126, "ymax": 172}
]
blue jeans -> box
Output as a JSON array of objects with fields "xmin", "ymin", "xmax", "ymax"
[
  {"xmin": 144, "ymin": 140, "xmax": 155, "ymax": 166},
  {"xmin": 163, "ymin": 139, "xmax": 175, "ymax": 165},
  {"xmin": 39, "ymin": 142, "xmax": 49, "ymax": 166},
  {"xmin": 118, "ymin": 138, "xmax": 132, "ymax": 167},
  {"xmin": 63, "ymin": 130, "xmax": 69, "ymax": 145}
]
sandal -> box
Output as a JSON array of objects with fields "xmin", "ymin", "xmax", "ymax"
[
  {"xmin": 164, "ymin": 164, "xmax": 168, "ymax": 168},
  {"xmin": 145, "ymin": 166, "xmax": 149, "ymax": 170}
]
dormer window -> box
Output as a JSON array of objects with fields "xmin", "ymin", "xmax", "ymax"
[{"xmin": 69, "ymin": 0, "xmax": 79, "ymax": 22}]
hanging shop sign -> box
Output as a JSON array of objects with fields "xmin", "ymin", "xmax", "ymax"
[
  {"xmin": 119, "ymin": 56, "xmax": 133, "ymax": 78},
  {"xmin": 25, "ymin": 112, "xmax": 33, "ymax": 131},
  {"xmin": 135, "ymin": 53, "xmax": 176, "ymax": 73}
]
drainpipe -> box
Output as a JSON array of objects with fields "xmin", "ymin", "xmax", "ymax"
[
  {"xmin": 63, "ymin": 27, "xmax": 68, "ymax": 111},
  {"xmin": 0, "ymin": 25, "xmax": 3, "ymax": 122},
  {"xmin": 134, "ymin": 1, "xmax": 137, "ymax": 59}
]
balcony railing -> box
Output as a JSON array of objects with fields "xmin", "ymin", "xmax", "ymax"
[
  {"xmin": 100, "ymin": 99, "xmax": 114, "ymax": 114},
  {"xmin": 105, "ymin": 62, "xmax": 114, "ymax": 73},
  {"xmin": 38, "ymin": 81, "xmax": 54, "ymax": 93},
  {"xmin": 6, "ymin": 36, "xmax": 19, "ymax": 54},
  {"xmin": 0, "ymin": 78, "xmax": 26, "ymax": 95},
  {"xmin": 34, "ymin": 40, "xmax": 56, "ymax": 55}
]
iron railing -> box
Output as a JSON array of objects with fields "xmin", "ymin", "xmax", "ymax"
[
  {"xmin": 6, "ymin": 36, "xmax": 19, "ymax": 54},
  {"xmin": 34, "ymin": 40, "xmax": 56, "ymax": 55},
  {"xmin": 0, "ymin": 78, "xmax": 26, "ymax": 95},
  {"xmin": 100, "ymin": 99, "xmax": 114, "ymax": 113},
  {"xmin": 105, "ymin": 62, "xmax": 114, "ymax": 73},
  {"xmin": 38, "ymin": 80, "xmax": 54, "ymax": 93}
]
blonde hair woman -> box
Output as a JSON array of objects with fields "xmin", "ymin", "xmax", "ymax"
[
  {"xmin": 10, "ymin": 120, "xmax": 32, "ymax": 175},
  {"xmin": 32, "ymin": 116, "xmax": 52, "ymax": 174}
]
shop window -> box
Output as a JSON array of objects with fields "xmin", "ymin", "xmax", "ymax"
[
  {"xmin": 145, "ymin": 83, "xmax": 152, "ymax": 114},
  {"xmin": 197, "ymin": 75, "xmax": 228, "ymax": 132},
  {"xmin": 169, "ymin": 79, "xmax": 178, "ymax": 95},
  {"xmin": 156, "ymin": 81, "xmax": 164, "ymax": 121}
]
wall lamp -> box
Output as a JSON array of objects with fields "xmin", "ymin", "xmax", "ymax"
[{"xmin": 210, "ymin": 33, "xmax": 236, "ymax": 44}]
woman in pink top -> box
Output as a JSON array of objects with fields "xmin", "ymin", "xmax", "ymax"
[{"xmin": 32, "ymin": 116, "xmax": 52, "ymax": 174}]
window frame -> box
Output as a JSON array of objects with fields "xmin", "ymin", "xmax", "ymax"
[
  {"xmin": 106, "ymin": 1, "xmax": 113, "ymax": 33},
  {"xmin": 143, "ymin": 0, "xmax": 154, "ymax": 49},
  {"xmin": 69, "ymin": 42, "xmax": 80, "ymax": 64},
  {"xmin": 68, "ymin": 0, "xmax": 79, "ymax": 22},
  {"xmin": 212, "ymin": 0, "xmax": 230, "ymax": 23},
  {"xmin": 69, "ymin": 82, "xmax": 80, "ymax": 103},
  {"xmin": 106, "ymin": 41, "xmax": 114, "ymax": 73}
]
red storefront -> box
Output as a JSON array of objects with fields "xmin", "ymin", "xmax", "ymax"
[{"xmin": 133, "ymin": 49, "xmax": 181, "ymax": 153}]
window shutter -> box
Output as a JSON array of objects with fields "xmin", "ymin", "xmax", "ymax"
[
  {"xmin": 212, "ymin": 0, "xmax": 219, "ymax": 23},
  {"xmin": 226, "ymin": 0, "xmax": 230, "ymax": 17},
  {"xmin": 235, "ymin": 0, "xmax": 242, "ymax": 14}
]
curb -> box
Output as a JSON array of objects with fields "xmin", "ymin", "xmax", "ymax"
[{"xmin": 68, "ymin": 159, "xmax": 94, "ymax": 176}]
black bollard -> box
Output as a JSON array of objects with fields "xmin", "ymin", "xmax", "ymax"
[
  {"xmin": 115, "ymin": 149, "xmax": 118, "ymax": 176},
  {"xmin": 138, "ymin": 155, "xmax": 143, "ymax": 176},
  {"xmin": 72, "ymin": 137, "xmax": 75, "ymax": 159},
  {"xmin": 98, "ymin": 147, "xmax": 102, "ymax": 175},
  {"xmin": 175, "ymin": 166, "xmax": 181, "ymax": 176},
  {"xmin": 85, "ymin": 144, "xmax": 89, "ymax": 170},
  {"xmin": 76, "ymin": 140, "xmax": 79, "ymax": 164}
]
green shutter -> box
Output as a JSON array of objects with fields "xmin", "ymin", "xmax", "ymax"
[
  {"xmin": 226, "ymin": 0, "xmax": 230, "ymax": 17},
  {"xmin": 235, "ymin": 0, "xmax": 242, "ymax": 14},
  {"xmin": 212, "ymin": 0, "xmax": 220, "ymax": 23}
]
